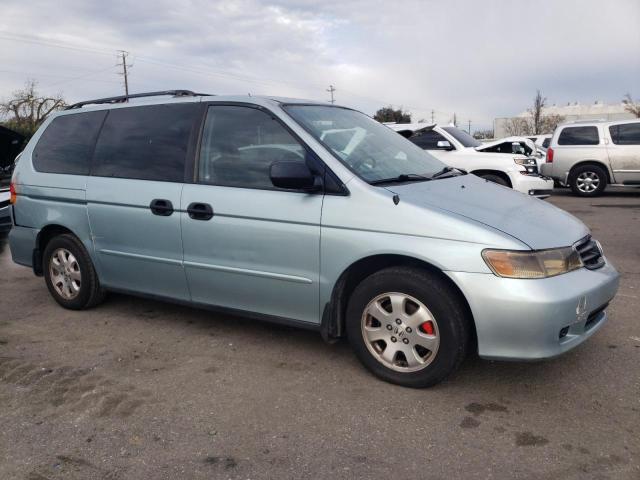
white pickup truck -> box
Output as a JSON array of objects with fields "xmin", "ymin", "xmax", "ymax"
[{"xmin": 388, "ymin": 123, "xmax": 554, "ymax": 197}]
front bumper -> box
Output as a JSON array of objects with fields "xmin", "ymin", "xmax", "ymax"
[
  {"xmin": 447, "ymin": 260, "xmax": 620, "ymax": 360},
  {"xmin": 510, "ymin": 173, "xmax": 554, "ymax": 198}
]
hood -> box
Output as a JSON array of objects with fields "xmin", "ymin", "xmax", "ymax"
[{"xmin": 387, "ymin": 175, "xmax": 588, "ymax": 250}]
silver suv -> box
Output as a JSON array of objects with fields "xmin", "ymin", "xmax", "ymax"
[{"xmin": 541, "ymin": 119, "xmax": 640, "ymax": 196}]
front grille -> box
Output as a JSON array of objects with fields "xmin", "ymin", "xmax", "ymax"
[
  {"xmin": 575, "ymin": 236, "xmax": 605, "ymax": 270},
  {"xmin": 0, "ymin": 200, "xmax": 9, "ymax": 209}
]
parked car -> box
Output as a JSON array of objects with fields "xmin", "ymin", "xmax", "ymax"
[
  {"xmin": 389, "ymin": 123, "xmax": 552, "ymax": 197},
  {"xmin": 0, "ymin": 125, "xmax": 25, "ymax": 183},
  {"xmin": 528, "ymin": 134, "xmax": 553, "ymax": 149},
  {"xmin": 477, "ymin": 135, "xmax": 546, "ymax": 168},
  {"xmin": 0, "ymin": 187, "xmax": 11, "ymax": 232},
  {"xmin": 8, "ymin": 91, "xmax": 619, "ymax": 387},
  {"xmin": 541, "ymin": 119, "xmax": 640, "ymax": 196}
]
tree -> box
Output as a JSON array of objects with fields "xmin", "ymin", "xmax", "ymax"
[
  {"xmin": 0, "ymin": 80, "xmax": 66, "ymax": 139},
  {"xmin": 504, "ymin": 117, "xmax": 531, "ymax": 136},
  {"xmin": 539, "ymin": 114, "xmax": 565, "ymax": 134},
  {"xmin": 473, "ymin": 129, "xmax": 494, "ymax": 140},
  {"xmin": 622, "ymin": 93, "xmax": 640, "ymax": 118},
  {"xmin": 373, "ymin": 106, "xmax": 411, "ymax": 124},
  {"xmin": 528, "ymin": 90, "xmax": 546, "ymax": 134}
]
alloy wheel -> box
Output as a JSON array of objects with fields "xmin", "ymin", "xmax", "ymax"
[{"xmin": 576, "ymin": 171, "xmax": 601, "ymax": 193}]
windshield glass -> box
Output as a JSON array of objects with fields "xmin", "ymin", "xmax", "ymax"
[
  {"xmin": 442, "ymin": 126, "xmax": 482, "ymax": 148},
  {"xmin": 283, "ymin": 105, "xmax": 445, "ymax": 183}
]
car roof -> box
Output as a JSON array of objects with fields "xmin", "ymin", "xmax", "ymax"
[
  {"xmin": 59, "ymin": 92, "xmax": 336, "ymax": 116},
  {"xmin": 558, "ymin": 118, "xmax": 640, "ymax": 128}
]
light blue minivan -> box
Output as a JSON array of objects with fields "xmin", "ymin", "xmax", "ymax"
[{"xmin": 8, "ymin": 91, "xmax": 620, "ymax": 387}]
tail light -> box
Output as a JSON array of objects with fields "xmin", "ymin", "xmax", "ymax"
[
  {"xmin": 546, "ymin": 147, "xmax": 554, "ymax": 163},
  {"xmin": 9, "ymin": 182, "xmax": 16, "ymax": 204}
]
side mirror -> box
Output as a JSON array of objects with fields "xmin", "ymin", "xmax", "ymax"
[
  {"xmin": 270, "ymin": 161, "xmax": 320, "ymax": 191},
  {"xmin": 437, "ymin": 140, "xmax": 454, "ymax": 150}
]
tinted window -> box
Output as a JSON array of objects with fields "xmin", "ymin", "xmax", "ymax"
[
  {"xmin": 410, "ymin": 130, "xmax": 447, "ymax": 149},
  {"xmin": 92, "ymin": 103, "xmax": 198, "ymax": 182},
  {"xmin": 558, "ymin": 126, "xmax": 599, "ymax": 145},
  {"xmin": 542, "ymin": 137, "xmax": 551, "ymax": 148},
  {"xmin": 198, "ymin": 106, "xmax": 306, "ymax": 189},
  {"xmin": 610, "ymin": 123, "xmax": 640, "ymax": 145},
  {"xmin": 33, "ymin": 111, "xmax": 106, "ymax": 175},
  {"xmin": 441, "ymin": 127, "xmax": 482, "ymax": 147}
]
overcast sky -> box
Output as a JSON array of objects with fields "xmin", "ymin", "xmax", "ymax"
[{"xmin": 1, "ymin": 0, "xmax": 639, "ymax": 130}]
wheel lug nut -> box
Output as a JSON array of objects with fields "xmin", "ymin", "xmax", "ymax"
[
  {"xmin": 386, "ymin": 324, "xmax": 392, "ymax": 331},
  {"xmin": 402, "ymin": 338, "xmax": 409, "ymax": 344},
  {"xmin": 395, "ymin": 319, "xmax": 401, "ymax": 325},
  {"xmin": 390, "ymin": 337, "xmax": 397, "ymax": 343},
  {"xmin": 405, "ymin": 327, "xmax": 412, "ymax": 333}
]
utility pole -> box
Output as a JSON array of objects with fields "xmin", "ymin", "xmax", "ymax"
[
  {"xmin": 468, "ymin": 119, "xmax": 471, "ymax": 134},
  {"xmin": 326, "ymin": 85, "xmax": 336, "ymax": 104},
  {"xmin": 431, "ymin": 109, "xmax": 435, "ymax": 123},
  {"xmin": 117, "ymin": 50, "xmax": 131, "ymax": 97}
]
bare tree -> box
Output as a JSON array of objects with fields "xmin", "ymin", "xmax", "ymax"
[
  {"xmin": 504, "ymin": 117, "xmax": 531, "ymax": 136},
  {"xmin": 0, "ymin": 80, "xmax": 66, "ymax": 138},
  {"xmin": 528, "ymin": 90, "xmax": 546, "ymax": 134},
  {"xmin": 539, "ymin": 114, "xmax": 565, "ymax": 134},
  {"xmin": 622, "ymin": 93, "xmax": 640, "ymax": 118}
]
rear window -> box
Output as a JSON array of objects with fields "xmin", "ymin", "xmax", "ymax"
[
  {"xmin": 557, "ymin": 126, "xmax": 599, "ymax": 145},
  {"xmin": 33, "ymin": 111, "xmax": 106, "ymax": 175},
  {"xmin": 92, "ymin": 103, "xmax": 199, "ymax": 182},
  {"xmin": 609, "ymin": 123, "xmax": 640, "ymax": 145}
]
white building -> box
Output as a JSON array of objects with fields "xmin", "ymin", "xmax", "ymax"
[{"xmin": 494, "ymin": 101, "xmax": 636, "ymax": 138}]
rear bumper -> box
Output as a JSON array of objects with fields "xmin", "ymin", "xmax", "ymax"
[{"xmin": 447, "ymin": 260, "xmax": 620, "ymax": 360}]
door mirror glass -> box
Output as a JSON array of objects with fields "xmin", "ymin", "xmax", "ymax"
[
  {"xmin": 270, "ymin": 161, "xmax": 319, "ymax": 191},
  {"xmin": 436, "ymin": 140, "xmax": 453, "ymax": 150}
]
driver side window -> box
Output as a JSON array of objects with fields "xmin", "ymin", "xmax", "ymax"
[{"xmin": 198, "ymin": 105, "xmax": 306, "ymax": 189}]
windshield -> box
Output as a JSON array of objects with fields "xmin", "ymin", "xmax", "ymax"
[
  {"xmin": 442, "ymin": 126, "xmax": 482, "ymax": 148},
  {"xmin": 283, "ymin": 105, "xmax": 445, "ymax": 183}
]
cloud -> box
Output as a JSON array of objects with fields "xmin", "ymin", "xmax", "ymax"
[{"xmin": 0, "ymin": 0, "xmax": 638, "ymax": 129}]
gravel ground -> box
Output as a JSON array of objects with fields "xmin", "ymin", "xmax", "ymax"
[{"xmin": 0, "ymin": 188, "xmax": 639, "ymax": 480}]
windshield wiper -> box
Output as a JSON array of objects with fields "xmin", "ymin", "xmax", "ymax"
[
  {"xmin": 370, "ymin": 173, "xmax": 432, "ymax": 185},
  {"xmin": 430, "ymin": 166, "xmax": 467, "ymax": 180}
]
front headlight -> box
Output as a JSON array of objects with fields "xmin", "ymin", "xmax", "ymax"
[
  {"xmin": 514, "ymin": 157, "xmax": 535, "ymax": 166},
  {"xmin": 482, "ymin": 247, "xmax": 583, "ymax": 279}
]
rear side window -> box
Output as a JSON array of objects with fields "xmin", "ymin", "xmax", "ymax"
[
  {"xmin": 557, "ymin": 126, "xmax": 599, "ymax": 145},
  {"xmin": 542, "ymin": 137, "xmax": 551, "ymax": 148},
  {"xmin": 33, "ymin": 111, "xmax": 106, "ymax": 175},
  {"xmin": 410, "ymin": 130, "xmax": 448, "ymax": 150},
  {"xmin": 609, "ymin": 123, "xmax": 640, "ymax": 145},
  {"xmin": 198, "ymin": 105, "xmax": 306, "ymax": 189},
  {"xmin": 92, "ymin": 103, "xmax": 199, "ymax": 182}
]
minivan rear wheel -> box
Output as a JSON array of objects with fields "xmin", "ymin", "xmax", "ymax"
[
  {"xmin": 43, "ymin": 234, "xmax": 106, "ymax": 310},
  {"xmin": 346, "ymin": 267, "xmax": 470, "ymax": 388},
  {"xmin": 569, "ymin": 164, "xmax": 607, "ymax": 197}
]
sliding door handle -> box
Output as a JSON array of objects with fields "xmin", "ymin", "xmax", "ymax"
[
  {"xmin": 150, "ymin": 199, "xmax": 174, "ymax": 216},
  {"xmin": 187, "ymin": 202, "xmax": 214, "ymax": 220}
]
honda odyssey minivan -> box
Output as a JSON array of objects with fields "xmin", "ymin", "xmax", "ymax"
[{"xmin": 8, "ymin": 91, "xmax": 620, "ymax": 387}]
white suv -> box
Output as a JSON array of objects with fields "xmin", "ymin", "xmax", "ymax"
[
  {"xmin": 389, "ymin": 123, "xmax": 553, "ymax": 197},
  {"xmin": 541, "ymin": 119, "xmax": 640, "ymax": 196}
]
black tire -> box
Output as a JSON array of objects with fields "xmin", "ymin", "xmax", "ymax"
[
  {"xmin": 479, "ymin": 173, "xmax": 509, "ymax": 187},
  {"xmin": 346, "ymin": 267, "xmax": 470, "ymax": 388},
  {"xmin": 43, "ymin": 233, "xmax": 106, "ymax": 310},
  {"xmin": 569, "ymin": 164, "xmax": 607, "ymax": 197}
]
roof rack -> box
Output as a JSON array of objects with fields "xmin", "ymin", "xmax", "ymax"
[{"xmin": 65, "ymin": 90, "xmax": 213, "ymax": 110}]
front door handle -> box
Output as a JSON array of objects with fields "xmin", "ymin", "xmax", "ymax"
[
  {"xmin": 150, "ymin": 198, "xmax": 174, "ymax": 216},
  {"xmin": 187, "ymin": 202, "xmax": 214, "ymax": 220}
]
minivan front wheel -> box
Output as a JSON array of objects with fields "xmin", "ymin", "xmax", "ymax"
[
  {"xmin": 346, "ymin": 267, "xmax": 470, "ymax": 388},
  {"xmin": 43, "ymin": 234, "xmax": 106, "ymax": 310},
  {"xmin": 569, "ymin": 164, "xmax": 607, "ymax": 197}
]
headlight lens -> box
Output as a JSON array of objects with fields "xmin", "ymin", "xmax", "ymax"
[
  {"xmin": 514, "ymin": 157, "xmax": 535, "ymax": 166},
  {"xmin": 482, "ymin": 247, "xmax": 583, "ymax": 278}
]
